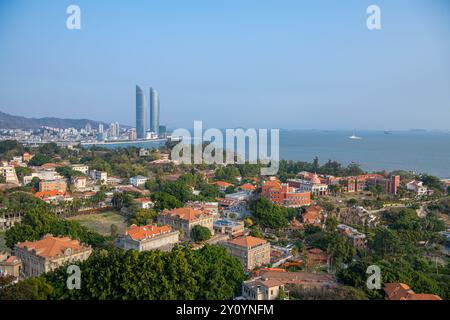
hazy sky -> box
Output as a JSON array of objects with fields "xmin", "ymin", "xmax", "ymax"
[{"xmin": 0, "ymin": 0, "xmax": 449, "ymax": 130}]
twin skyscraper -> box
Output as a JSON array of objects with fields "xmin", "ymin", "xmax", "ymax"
[{"xmin": 136, "ymin": 85, "xmax": 160, "ymax": 139}]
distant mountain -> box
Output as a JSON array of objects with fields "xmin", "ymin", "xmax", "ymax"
[{"xmin": 0, "ymin": 111, "xmax": 127, "ymax": 130}]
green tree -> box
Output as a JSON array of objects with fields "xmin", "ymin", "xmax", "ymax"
[
  {"xmin": 129, "ymin": 209, "xmax": 158, "ymax": 226},
  {"xmin": 191, "ymin": 225, "xmax": 212, "ymax": 243}
]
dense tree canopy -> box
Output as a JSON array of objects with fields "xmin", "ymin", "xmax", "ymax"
[
  {"xmin": 191, "ymin": 225, "xmax": 212, "ymax": 243},
  {"xmin": 5, "ymin": 208, "xmax": 106, "ymax": 249},
  {"xmin": 1, "ymin": 245, "xmax": 245, "ymax": 300}
]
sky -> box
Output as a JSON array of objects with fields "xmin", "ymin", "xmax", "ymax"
[{"xmin": 0, "ymin": 0, "xmax": 449, "ymax": 130}]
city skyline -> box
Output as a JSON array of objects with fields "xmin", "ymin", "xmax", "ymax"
[{"xmin": 0, "ymin": 1, "xmax": 450, "ymax": 130}]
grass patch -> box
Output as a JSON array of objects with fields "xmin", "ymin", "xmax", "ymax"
[{"xmin": 68, "ymin": 211, "xmax": 128, "ymax": 236}]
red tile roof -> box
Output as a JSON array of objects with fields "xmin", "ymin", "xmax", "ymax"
[
  {"xmin": 162, "ymin": 207, "xmax": 209, "ymax": 221},
  {"xmin": 213, "ymin": 181, "xmax": 234, "ymax": 188},
  {"xmin": 228, "ymin": 236, "xmax": 267, "ymax": 248},
  {"xmin": 34, "ymin": 190, "xmax": 65, "ymax": 199},
  {"xmin": 126, "ymin": 224, "xmax": 172, "ymax": 241},
  {"xmin": 17, "ymin": 235, "xmax": 89, "ymax": 258},
  {"xmin": 240, "ymin": 183, "xmax": 256, "ymax": 191},
  {"xmin": 384, "ymin": 283, "xmax": 442, "ymax": 300}
]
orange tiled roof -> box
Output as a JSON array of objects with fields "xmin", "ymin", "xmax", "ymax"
[
  {"xmin": 34, "ymin": 190, "xmax": 65, "ymax": 199},
  {"xmin": 17, "ymin": 235, "xmax": 88, "ymax": 258},
  {"xmin": 384, "ymin": 283, "xmax": 442, "ymax": 300},
  {"xmin": 228, "ymin": 236, "xmax": 267, "ymax": 248},
  {"xmin": 162, "ymin": 207, "xmax": 209, "ymax": 221},
  {"xmin": 404, "ymin": 294, "xmax": 442, "ymax": 301},
  {"xmin": 262, "ymin": 180, "xmax": 281, "ymax": 188},
  {"xmin": 126, "ymin": 224, "xmax": 172, "ymax": 240},
  {"xmin": 240, "ymin": 183, "xmax": 256, "ymax": 191},
  {"xmin": 1, "ymin": 256, "xmax": 20, "ymax": 265},
  {"xmin": 213, "ymin": 181, "xmax": 234, "ymax": 188}
]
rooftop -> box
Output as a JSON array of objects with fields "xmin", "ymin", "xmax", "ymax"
[
  {"xmin": 161, "ymin": 207, "xmax": 210, "ymax": 221},
  {"xmin": 17, "ymin": 235, "xmax": 90, "ymax": 258},
  {"xmin": 126, "ymin": 224, "xmax": 173, "ymax": 241},
  {"xmin": 228, "ymin": 236, "xmax": 267, "ymax": 248}
]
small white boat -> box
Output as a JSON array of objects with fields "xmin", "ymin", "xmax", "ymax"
[{"xmin": 349, "ymin": 131, "xmax": 362, "ymax": 140}]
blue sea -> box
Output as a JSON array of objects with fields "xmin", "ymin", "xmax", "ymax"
[
  {"xmin": 279, "ymin": 130, "xmax": 450, "ymax": 179},
  {"xmin": 86, "ymin": 130, "xmax": 450, "ymax": 179}
]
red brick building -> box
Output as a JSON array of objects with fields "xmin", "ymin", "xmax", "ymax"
[{"xmin": 261, "ymin": 180, "xmax": 310, "ymax": 208}]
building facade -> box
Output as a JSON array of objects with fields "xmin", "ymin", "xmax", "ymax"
[
  {"xmin": 0, "ymin": 163, "xmax": 19, "ymax": 185},
  {"xmin": 15, "ymin": 235, "xmax": 92, "ymax": 277},
  {"xmin": 157, "ymin": 207, "xmax": 214, "ymax": 240},
  {"xmin": 221, "ymin": 236, "xmax": 271, "ymax": 271},
  {"xmin": 149, "ymin": 87, "xmax": 160, "ymax": 136},
  {"xmin": 116, "ymin": 224, "xmax": 179, "ymax": 252},
  {"xmin": 39, "ymin": 179, "xmax": 67, "ymax": 193},
  {"xmin": 261, "ymin": 180, "xmax": 311, "ymax": 208},
  {"xmin": 136, "ymin": 85, "xmax": 147, "ymax": 139}
]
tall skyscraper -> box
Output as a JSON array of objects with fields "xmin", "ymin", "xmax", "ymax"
[
  {"xmin": 85, "ymin": 122, "xmax": 92, "ymax": 133},
  {"xmin": 136, "ymin": 85, "xmax": 146, "ymax": 139},
  {"xmin": 149, "ymin": 87, "xmax": 160, "ymax": 136}
]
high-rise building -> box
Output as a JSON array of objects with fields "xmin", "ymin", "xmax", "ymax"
[
  {"xmin": 98, "ymin": 123, "xmax": 104, "ymax": 133},
  {"xmin": 158, "ymin": 125, "xmax": 167, "ymax": 138},
  {"xmin": 149, "ymin": 88, "xmax": 160, "ymax": 136},
  {"xmin": 109, "ymin": 122, "xmax": 120, "ymax": 138},
  {"xmin": 136, "ymin": 85, "xmax": 147, "ymax": 139},
  {"xmin": 85, "ymin": 122, "xmax": 92, "ymax": 133}
]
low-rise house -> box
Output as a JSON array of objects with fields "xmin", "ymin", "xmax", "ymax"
[
  {"xmin": 406, "ymin": 180, "xmax": 433, "ymax": 196},
  {"xmin": 242, "ymin": 269, "xmax": 336, "ymax": 300},
  {"xmin": 242, "ymin": 278, "xmax": 285, "ymax": 300},
  {"xmin": 221, "ymin": 236, "xmax": 271, "ymax": 271},
  {"xmin": 213, "ymin": 219, "xmax": 245, "ymax": 237},
  {"xmin": 71, "ymin": 176, "xmax": 87, "ymax": 191},
  {"xmin": 0, "ymin": 162, "xmax": 19, "ymax": 185},
  {"xmin": 23, "ymin": 169, "xmax": 64, "ymax": 185},
  {"xmin": 130, "ymin": 175, "xmax": 148, "ymax": 187},
  {"xmin": 337, "ymin": 224, "xmax": 367, "ymax": 249},
  {"xmin": 89, "ymin": 170, "xmax": 107, "ymax": 184},
  {"xmin": 14, "ymin": 235, "xmax": 92, "ymax": 277},
  {"xmin": 70, "ymin": 164, "xmax": 89, "ymax": 175},
  {"xmin": 288, "ymin": 174, "xmax": 328, "ymax": 196},
  {"xmin": 34, "ymin": 190, "xmax": 67, "ymax": 203},
  {"xmin": 383, "ymin": 283, "xmax": 442, "ymax": 300},
  {"xmin": 157, "ymin": 207, "xmax": 214, "ymax": 240},
  {"xmin": 239, "ymin": 184, "xmax": 257, "ymax": 194},
  {"xmin": 306, "ymin": 248, "xmax": 329, "ymax": 270},
  {"xmin": 39, "ymin": 179, "xmax": 67, "ymax": 193},
  {"xmin": 133, "ymin": 197, "xmax": 154, "ymax": 209},
  {"xmin": 213, "ymin": 181, "xmax": 234, "ymax": 192},
  {"xmin": 116, "ymin": 224, "xmax": 179, "ymax": 252},
  {"xmin": 0, "ymin": 255, "xmax": 22, "ymax": 278},
  {"xmin": 303, "ymin": 206, "xmax": 323, "ymax": 226}
]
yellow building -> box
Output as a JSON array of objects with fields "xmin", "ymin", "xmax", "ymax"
[
  {"xmin": 14, "ymin": 235, "xmax": 92, "ymax": 277},
  {"xmin": 221, "ymin": 236, "xmax": 271, "ymax": 271}
]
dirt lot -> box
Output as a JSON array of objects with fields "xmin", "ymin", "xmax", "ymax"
[{"xmin": 68, "ymin": 211, "xmax": 128, "ymax": 236}]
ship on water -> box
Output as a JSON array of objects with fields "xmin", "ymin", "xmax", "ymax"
[{"xmin": 349, "ymin": 131, "xmax": 362, "ymax": 140}]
